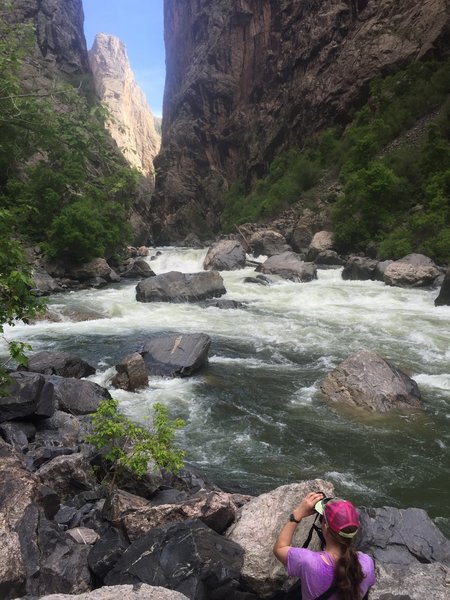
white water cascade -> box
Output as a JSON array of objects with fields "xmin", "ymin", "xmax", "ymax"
[{"xmin": 2, "ymin": 248, "xmax": 450, "ymax": 534}]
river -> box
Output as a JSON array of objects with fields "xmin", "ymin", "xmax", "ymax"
[{"xmin": 2, "ymin": 248, "xmax": 450, "ymax": 535}]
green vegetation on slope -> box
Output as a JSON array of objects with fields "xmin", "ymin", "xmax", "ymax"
[{"xmin": 222, "ymin": 59, "xmax": 450, "ymax": 264}]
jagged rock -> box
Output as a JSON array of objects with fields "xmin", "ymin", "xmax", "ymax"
[
  {"xmin": 23, "ymin": 351, "xmax": 95, "ymax": 379},
  {"xmin": 37, "ymin": 584, "xmax": 191, "ymax": 599},
  {"xmin": 256, "ymin": 252, "xmax": 317, "ymax": 282},
  {"xmin": 383, "ymin": 254, "xmax": 441, "ymax": 287},
  {"xmin": 87, "ymin": 526, "xmax": 130, "ymax": 581},
  {"xmin": 136, "ymin": 271, "xmax": 226, "ymax": 303},
  {"xmin": 0, "ymin": 421, "xmax": 36, "ymax": 451},
  {"xmin": 34, "ymin": 411, "xmax": 82, "ymax": 449},
  {"xmin": 107, "ymin": 489, "xmax": 249, "ymax": 543},
  {"xmin": 48, "ymin": 376, "xmax": 111, "ymax": 414},
  {"xmin": 225, "ymin": 480, "xmax": 334, "ymax": 597},
  {"xmin": 104, "ymin": 519, "xmax": 245, "ymax": 600},
  {"xmin": 288, "ymin": 224, "xmax": 314, "ymax": 253},
  {"xmin": 89, "ymin": 33, "xmax": 161, "ymax": 181},
  {"xmin": 248, "ymin": 229, "xmax": 292, "ymax": 258},
  {"xmin": 342, "ymin": 256, "xmax": 379, "ymax": 280},
  {"xmin": 152, "ymin": 1, "xmax": 449, "ymax": 242},
  {"xmin": 210, "ymin": 299, "xmax": 246, "ymax": 309},
  {"xmin": 141, "ymin": 333, "xmax": 211, "ymax": 376},
  {"xmin": 36, "ymin": 453, "xmax": 98, "ymax": 499},
  {"xmin": 244, "ymin": 275, "xmax": 271, "ymax": 286},
  {"xmin": 120, "ymin": 259, "xmax": 156, "ymax": 279},
  {"xmin": 435, "ymin": 265, "xmax": 450, "ymax": 306},
  {"xmin": 100, "ymin": 459, "xmax": 163, "ymax": 500},
  {"xmin": 32, "ymin": 267, "xmax": 61, "ymax": 296},
  {"xmin": 307, "ymin": 231, "xmax": 334, "ymax": 260},
  {"xmin": 356, "ymin": 506, "xmax": 450, "ymax": 565},
  {"xmin": 182, "ymin": 233, "xmax": 203, "ymax": 248},
  {"xmin": 320, "ymin": 349, "xmax": 422, "ymax": 412},
  {"xmin": 111, "ymin": 353, "xmax": 149, "ymax": 391},
  {"xmin": 67, "ymin": 528, "xmax": 100, "ymax": 545},
  {"xmin": 370, "ymin": 563, "xmax": 450, "ymax": 600},
  {"xmin": 203, "ymin": 239, "xmax": 246, "ymax": 271},
  {"xmin": 0, "ymin": 372, "xmax": 55, "ymax": 422}
]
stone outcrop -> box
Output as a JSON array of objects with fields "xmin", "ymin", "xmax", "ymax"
[
  {"xmin": 320, "ymin": 349, "xmax": 422, "ymax": 412},
  {"xmin": 89, "ymin": 34, "xmax": 161, "ymax": 182},
  {"xmin": 152, "ymin": 0, "xmax": 450, "ymax": 242},
  {"xmin": 383, "ymin": 253, "xmax": 441, "ymax": 287},
  {"xmin": 225, "ymin": 480, "xmax": 334, "ymax": 597},
  {"xmin": 371, "ymin": 563, "xmax": 450, "ymax": 600},
  {"xmin": 256, "ymin": 252, "xmax": 317, "ymax": 282}
]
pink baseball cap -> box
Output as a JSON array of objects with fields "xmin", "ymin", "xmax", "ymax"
[{"xmin": 315, "ymin": 498, "xmax": 359, "ymax": 538}]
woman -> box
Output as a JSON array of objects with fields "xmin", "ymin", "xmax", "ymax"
[{"xmin": 273, "ymin": 492, "xmax": 376, "ymax": 600}]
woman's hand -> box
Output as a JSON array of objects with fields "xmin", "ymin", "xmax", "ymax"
[{"xmin": 292, "ymin": 491, "xmax": 324, "ymax": 521}]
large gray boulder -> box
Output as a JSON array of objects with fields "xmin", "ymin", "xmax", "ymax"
[
  {"xmin": 136, "ymin": 271, "xmax": 226, "ymax": 303},
  {"xmin": 35, "ymin": 585, "xmax": 190, "ymax": 599},
  {"xmin": 383, "ymin": 254, "xmax": 441, "ymax": 287},
  {"xmin": 320, "ymin": 349, "xmax": 421, "ymax": 413},
  {"xmin": 356, "ymin": 507, "xmax": 450, "ymax": 566},
  {"xmin": 142, "ymin": 333, "xmax": 210, "ymax": 377},
  {"xmin": 342, "ymin": 256, "xmax": 379, "ymax": 281},
  {"xmin": 69, "ymin": 258, "xmax": 120, "ymax": 283},
  {"xmin": 248, "ymin": 229, "xmax": 292, "ymax": 258},
  {"xmin": 37, "ymin": 453, "xmax": 98, "ymax": 499},
  {"xmin": 435, "ymin": 265, "xmax": 450, "ymax": 306},
  {"xmin": 256, "ymin": 252, "xmax": 317, "ymax": 282},
  {"xmin": 48, "ymin": 376, "xmax": 111, "ymax": 415},
  {"xmin": 104, "ymin": 519, "xmax": 245, "ymax": 599},
  {"xmin": 120, "ymin": 258, "xmax": 155, "ymax": 279},
  {"xmin": 307, "ymin": 231, "xmax": 334, "ymax": 261},
  {"xmin": 225, "ymin": 480, "xmax": 334, "ymax": 597},
  {"xmin": 203, "ymin": 239, "xmax": 246, "ymax": 270},
  {"xmin": 0, "ymin": 372, "xmax": 55, "ymax": 422},
  {"xmin": 24, "ymin": 351, "xmax": 96, "ymax": 379},
  {"xmin": 111, "ymin": 353, "xmax": 149, "ymax": 391},
  {"xmin": 370, "ymin": 563, "xmax": 450, "ymax": 600}
]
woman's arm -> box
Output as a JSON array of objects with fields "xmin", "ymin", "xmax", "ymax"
[{"xmin": 273, "ymin": 491, "xmax": 324, "ymax": 565}]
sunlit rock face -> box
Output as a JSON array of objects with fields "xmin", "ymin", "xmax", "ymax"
[
  {"xmin": 152, "ymin": 0, "xmax": 450, "ymax": 243},
  {"xmin": 89, "ymin": 33, "xmax": 161, "ymax": 183}
]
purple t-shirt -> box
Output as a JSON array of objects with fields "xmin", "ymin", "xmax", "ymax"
[{"xmin": 287, "ymin": 547, "xmax": 376, "ymax": 600}]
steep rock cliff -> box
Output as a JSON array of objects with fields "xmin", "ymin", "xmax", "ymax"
[
  {"xmin": 153, "ymin": 0, "xmax": 450, "ymax": 242},
  {"xmin": 89, "ymin": 33, "xmax": 161, "ymax": 183}
]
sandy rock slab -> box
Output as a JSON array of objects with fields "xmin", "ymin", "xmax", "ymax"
[{"xmin": 25, "ymin": 584, "xmax": 189, "ymax": 599}]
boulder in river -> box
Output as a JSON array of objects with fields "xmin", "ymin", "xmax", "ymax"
[
  {"xmin": 111, "ymin": 353, "xmax": 149, "ymax": 391},
  {"xmin": 320, "ymin": 349, "xmax": 421, "ymax": 412},
  {"xmin": 136, "ymin": 271, "xmax": 226, "ymax": 303},
  {"xmin": 248, "ymin": 229, "xmax": 292, "ymax": 258},
  {"xmin": 120, "ymin": 258, "xmax": 156, "ymax": 279},
  {"xmin": 49, "ymin": 375, "xmax": 111, "ymax": 414},
  {"xmin": 68, "ymin": 258, "xmax": 120, "ymax": 283},
  {"xmin": 435, "ymin": 265, "xmax": 450, "ymax": 306},
  {"xmin": 342, "ymin": 256, "xmax": 379, "ymax": 281},
  {"xmin": 306, "ymin": 230, "xmax": 334, "ymax": 261},
  {"xmin": 225, "ymin": 479, "xmax": 334, "ymax": 597},
  {"xmin": 142, "ymin": 333, "xmax": 210, "ymax": 376},
  {"xmin": 23, "ymin": 350, "xmax": 96, "ymax": 379},
  {"xmin": 383, "ymin": 253, "xmax": 441, "ymax": 287},
  {"xmin": 203, "ymin": 239, "xmax": 246, "ymax": 271},
  {"xmin": 256, "ymin": 251, "xmax": 317, "ymax": 282}
]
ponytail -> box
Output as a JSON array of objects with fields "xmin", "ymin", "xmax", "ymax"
[{"xmin": 329, "ymin": 528, "xmax": 365, "ymax": 600}]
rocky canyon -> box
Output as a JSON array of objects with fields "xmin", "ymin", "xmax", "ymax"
[{"xmin": 152, "ymin": 0, "xmax": 450, "ymax": 243}]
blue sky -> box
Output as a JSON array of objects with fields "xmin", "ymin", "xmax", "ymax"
[{"xmin": 83, "ymin": 0, "xmax": 165, "ymax": 117}]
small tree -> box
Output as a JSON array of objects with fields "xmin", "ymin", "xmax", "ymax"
[{"xmin": 87, "ymin": 398, "xmax": 186, "ymax": 488}]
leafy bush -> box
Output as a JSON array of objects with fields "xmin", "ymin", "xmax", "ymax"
[{"xmin": 87, "ymin": 398, "xmax": 185, "ymax": 488}]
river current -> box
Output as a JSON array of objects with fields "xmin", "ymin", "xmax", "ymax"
[{"xmin": 2, "ymin": 248, "xmax": 450, "ymax": 534}]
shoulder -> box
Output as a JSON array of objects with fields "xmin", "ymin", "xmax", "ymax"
[
  {"xmin": 287, "ymin": 548, "xmax": 325, "ymax": 575},
  {"xmin": 357, "ymin": 552, "xmax": 377, "ymax": 584},
  {"xmin": 288, "ymin": 547, "xmax": 320, "ymax": 564}
]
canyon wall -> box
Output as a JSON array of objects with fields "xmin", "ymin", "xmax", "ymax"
[
  {"xmin": 89, "ymin": 33, "xmax": 161, "ymax": 183},
  {"xmin": 152, "ymin": 0, "xmax": 450, "ymax": 242}
]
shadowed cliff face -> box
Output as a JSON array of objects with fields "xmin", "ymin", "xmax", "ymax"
[{"xmin": 152, "ymin": 0, "xmax": 450, "ymax": 243}]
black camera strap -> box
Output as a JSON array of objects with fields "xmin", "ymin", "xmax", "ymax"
[{"xmin": 302, "ymin": 513, "xmax": 326, "ymax": 549}]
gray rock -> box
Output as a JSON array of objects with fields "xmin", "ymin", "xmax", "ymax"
[
  {"xmin": 320, "ymin": 349, "xmax": 421, "ymax": 413},
  {"xmin": 248, "ymin": 229, "xmax": 292, "ymax": 258},
  {"xmin": 210, "ymin": 299, "xmax": 246, "ymax": 309},
  {"xmin": 225, "ymin": 480, "xmax": 334, "ymax": 597},
  {"xmin": 69, "ymin": 258, "xmax": 120, "ymax": 283},
  {"xmin": 307, "ymin": 231, "xmax": 334, "ymax": 260},
  {"xmin": 203, "ymin": 239, "xmax": 246, "ymax": 270},
  {"xmin": 37, "ymin": 453, "xmax": 98, "ymax": 499},
  {"xmin": 32, "ymin": 267, "xmax": 61, "ymax": 296},
  {"xmin": 0, "ymin": 421, "xmax": 33, "ymax": 451},
  {"xmin": 384, "ymin": 254, "xmax": 440, "ymax": 287},
  {"xmin": 136, "ymin": 271, "xmax": 226, "ymax": 303},
  {"xmin": 0, "ymin": 372, "xmax": 56, "ymax": 422},
  {"xmin": 67, "ymin": 528, "xmax": 100, "ymax": 545},
  {"xmin": 120, "ymin": 259, "xmax": 155, "ymax": 279},
  {"xmin": 257, "ymin": 252, "xmax": 317, "ymax": 282},
  {"xmin": 435, "ymin": 266, "xmax": 450, "ymax": 306},
  {"xmin": 370, "ymin": 563, "xmax": 450, "ymax": 600},
  {"xmin": 373, "ymin": 260, "xmax": 393, "ymax": 282},
  {"xmin": 142, "ymin": 333, "xmax": 210, "ymax": 377},
  {"xmin": 357, "ymin": 506, "xmax": 450, "ymax": 565},
  {"xmin": 314, "ymin": 250, "xmax": 345, "ymax": 266},
  {"xmin": 24, "ymin": 351, "xmax": 95, "ymax": 378},
  {"xmin": 49, "ymin": 376, "xmax": 111, "ymax": 414},
  {"xmin": 111, "ymin": 353, "xmax": 149, "ymax": 391},
  {"xmin": 35, "ymin": 584, "xmax": 190, "ymax": 599},
  {"xmin": 104, "ymin": 519, "xmax": 245, "ymax": 600},
  {"xmin": 342, "ymin": 256, "xmax": 379, "ymax": 280},
  {"xmin": 34, "ymin": 411, "xmax": 82, "ymax": 448},
  {"xmin": 87, "ymin": 526, "xmax": 130, "ymax": 581}
]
